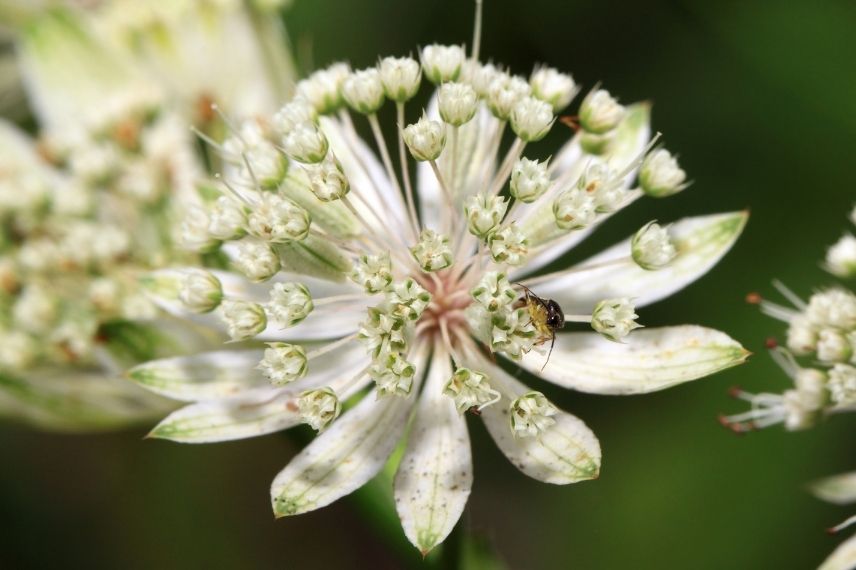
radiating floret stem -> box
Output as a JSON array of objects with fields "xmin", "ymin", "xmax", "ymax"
[
  {"xmin": 305, "ymin": 332, "xmax": 360, "ymax": 360},
  {"xmin": 367, "ymin": 113, "xmax": 418, "ymax": 241},
  {"xmin": 488, "ymin": 137, "xmax": 526, "ymax": 197},
  {"xmin": 312, "ymin": 293, "xmax": 369, "ymax": 306},
  {"xmin": 428, "ymin": 159, "xmax": 456, "ymax": 234},
  {"xmin": 471, "ymin": 0, "xmax": 484, "ymax": 63},
  {"xmin": 395, "ymin": 102, "xmax": 422, "ymax": 234}
]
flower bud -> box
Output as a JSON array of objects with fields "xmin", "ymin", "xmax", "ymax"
[
  {"xmin": 468, "ymin": 62, "xmax": 500, "ymax": 97},
  {"xmin": 258, "ymin": 342, "xmax": 307, "ymax": 386},
  {"xmin": 402, "ymin": 116, "xmax": 446, "ymax": 162},
  {"xmin": 553, "ymin": 188, "xmax": 596, "ymax": 230},
  {"xmin": 281, "ymin": 122, "xmax": 329, "ymax": 164},
  {"xmin": 510, "ymin": 157, "xmax": 550, "ymax": 203},
  {"xmin": 509, "ymin": 391, "xmax": 558, "ymax": 437},
  {"xmin": 378, "ymin": 56, "xmax": 422, "ymax": 102},
  {"xmin": 234, "ymin": 239, "xmax": 281, "ymax": 282},
  {"xmin": 488, "ymin": 223, "xmax": 528, "ymax": 266},
  {"xmin": 464, "ymin": 192, "xmax": 508, "ymax": 237},
  {"xmin": 825, "ymin": 234, "xmax": 856, "ymax": 278},
  {"xmin": 221, "ymin": 300, "xmax": 267, "ymax": 341},
  {"xmin": 208, "ymin": 196, "xmax": 247, "ymax": 241},
  {"xmin": 828, "ymin": 363, "xmax": 856, "ymax": 406},
  {"xmin": 343, "ymin": 68, "xmax": 385, "ymax": 114},
  {"xmin": 180, "ymin": 206, "xmax": 219, "ymax": 252},
  {"xmin": 370, "ymin": 351, "xmax": 415, "ymax": 397},
  {"xmin": 387, "ymin": 278, "xmax": 431, "ymax": 321},
  {"xmin": 298, "ymin": 387, "xmax": 341, "ymax": 431},
  {"xmin": 296, "ymin": 63, "xmax": 349, "ymax": 115},
  {"xmin": 350, "ymin": 252, "xmax": 393, "ymax": 294},
  {"xmin": 631, "ymin": 222, "xmax": 677, "ymax": 270},
  {"xmin": 530, "ymin": 66, "xmax": 577, "ymax": 112},
  {"xmin": 579, "ymin": 89, "xmax": 624, "ymax": 134},
  {"xmin": 639, "ymin": 149, "xmax": 687, "ymax": 197},
  {"xmin": 247, "ymin": 193, "xmax": 310, "ymax": 243},
  {"xmin": 443, "ymin": 368, "xmax": 501, "ymax": 414},
  {"xmin": 591, "ymin": 298, "xmax": 641, "ymax": 341},
  {"xmin": 486, "ymin": 73, "xmax": 531, "ymax": 121},
  {"xmin": 410, "ymin": 229, "xmax": 453, "ymax": 272},
  {"xmin": 491, "ymin": 308, "xmax": 537, "ymax": 359},
  {"xmin": 359, "ymin": 307, "xmax": 407, "ymax": 358},
  {"xmin": 817, "ymin": 328, "xmax": 852, "ymax": 363},
  {"xmin": 305, "ymin": 155, "xmax": 349, "ymax": 202},
  {"xmin": 178, "ymin": 270, "xmax": 223, "ymax": 313},
  {"xmin": 578, "ymin": 163, "xmax": 625, "ymax": 213},
  {"xmin": 420, "ymin": 44, "xmax": 465, "ymax": 84},
  {"xmin": 510, "ymin": 96, "xmax": 554, "ymax": 142},
  {"xmin": 273, "ymin": 99, "xmax": 317, "ymax": 135},
  {"xmin": 267, "ymin": 282, "xmax": 314, "ymax": 328},
  {"xmin": 786, "ymin": 316, "xmax": 817, "ymax": 355},
  {"xmin": 471, "ymin": 272, "xmax": 516, "ymax": 313},
  {"xmin": 438, "ymin": 82, "xmax": 478, "ymax": 126}
]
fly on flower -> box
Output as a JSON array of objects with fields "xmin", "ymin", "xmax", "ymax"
[
  {"xmin": 131, "ymin": 0, "xmax": 748, "ymax": 555},
  {"xmin": 515, "ymin": 283, "xmax": 564, "ymax": 370}
]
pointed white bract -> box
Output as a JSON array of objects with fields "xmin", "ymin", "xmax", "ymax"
[{"xmin": 99, "ymin": 6, "xmax": 749, "ymax": 554}]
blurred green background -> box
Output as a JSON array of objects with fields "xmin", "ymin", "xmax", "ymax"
[{"xmin": 2, "ymin": 0, "xmax": 855, "ymax": 568}]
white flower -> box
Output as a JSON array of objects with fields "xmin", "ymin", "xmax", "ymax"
[
  {"xmin": 438, "ymin": 82, "xmax": 478, "ymax": 126},
  {"xmin": 464, "ymin": 193, "xmax": 508, "ymax": 237},
  {"xmin": 379, "ymin": 56, "xmax": 422, "ymax": 103},
  {"xmin": 510, "ymin": 96, "xmax": 555, "ymax": 142},
  {"xmin": 510, "ymin": 157, "xmax": 551, "ymax": 203},
  {"xmin": 208, "ymin": 197, "xmax": 247, "ymax": 241},
  {"xmin": 233, "ymin": 239, "xmax": 281, "ymax": 282},
  {"xmin": 403, "ymin": 116, "xmax": 446, "ymax": 162},
  {"xmin": 591, "ymin": 298, "xmax": 641, "ymax": 341},
  {"xmin": 639, "ymin": 149, "xmax": 687, "ymax": 197},
  {"xmin": 828, "ymin": 363, "xmax": 856, "ymax": 406},
  {"xmin": 825, "ymin": 233, "xmax": 856, "ymax": 278},
  {"xmin": 631, "ymin": 222, "xmax": 677, "ymax": 270},
  {"xmin": 420, "ymin": 44, "xmax": 465, "ymax": 84},
  {"xmin": 178, "ymin": 270, "xmax": 223, "ymax": 314},
  {"xmin": 530, "ymin": 66, "xmax": 577, "ymax": 112},
  {"xmin": 297, "ymin": 63, "xmax": 350, "ymax": 115},
  {"xmin": 305, "ymin": 154, "xmax": 349, "ymax": 202},
  {"xmin": 343, "ymin": 68, "xmax": 385, "ymax": 115},
  {"xmin": 221, "ymin": 300, "xmax": 267, "ymax": 341},
  {"xmin": 246, "ymin": 193, "xmax": 310, "ymax": 243},
  {"xmin": 259, "ymin": 343, "xmax": 308, "ymax": 386},
  {"xmin": 266, "ymin": 282, "xmax": 314, "ymax": 328},
  {"xmin": 579, "ymin": 89, "xmax": 625, "ymax": 134},
  {"xmin": 129, "ymin": 15, "xmax": 749, "ymax": 557},
  {"xmin": 281, "ymin": 122, "xmax": 329, "ymax": 164}
]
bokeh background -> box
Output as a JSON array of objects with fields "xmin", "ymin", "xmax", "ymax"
[{"xmin": 1, "ymin": 0, "xmax": 855, "ymax": 568}]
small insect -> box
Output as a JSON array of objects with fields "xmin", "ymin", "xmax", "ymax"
[{"xmin": 515, "ymin": 283, "xmax": 565, "ymax": 370}]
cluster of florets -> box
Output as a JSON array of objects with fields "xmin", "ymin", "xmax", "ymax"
[
  {"xmin": 0, "ymin": 91, "xmax": 198, "ymax": 372},
  {"xmin": 724, "ymin": 208, "xmax": 856, "ymax": 432}
]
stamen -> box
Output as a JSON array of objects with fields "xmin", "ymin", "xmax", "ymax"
[
  {"xmin": 772, "ymin": 279, "xmax": 807, "ymax": 310},
  {"xmin": 828, "ymin": 515, "xmax": 856, "ymax": 535},
  {"xmin": 759, "ymin": 299, "xmax": 798, "ymax": 323}
]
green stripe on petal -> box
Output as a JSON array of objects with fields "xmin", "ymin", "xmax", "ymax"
[
  {"xmin": 147, "ymin": 397, "xmax": 302, "ymax": 443},
  {"xmin": 479, "ymin": 363, "xmax": 601, "ymax": 484},
  {"xmin": 270, "ymin": 345, "xmax": 427, "ymax": 517},
  {"xmin": 394, "ymin": 348, "xmax": 472, "ymax": 555},
  {"xmin": 0, "ymin": 369, "xmax": 173, "ymax": 432},
  {"xmin": 128, "ymin": 350, "xmax": 267, "ymax": 402},
  {"xmin": 531, "ymin": 211, "xmax": 748, "ymax": 313},
  {"xmin": 519, "ymin": 326, "xmax": 749, "ymax": 395},
  {"xmin": 274, "ymin": 234, "xmax": 351, "ymax": 282}
]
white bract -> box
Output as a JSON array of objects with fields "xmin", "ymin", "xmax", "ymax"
[{"xmin": 131, "ymin": 7, "xmax": 748, "ymax": 556}]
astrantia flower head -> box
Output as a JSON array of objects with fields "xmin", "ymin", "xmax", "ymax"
[{"xmin": 134, "ymin": 4, "xmax": 748, "ymax": 555}]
